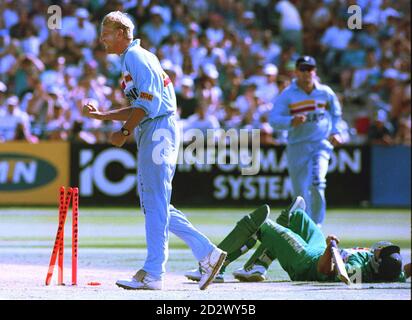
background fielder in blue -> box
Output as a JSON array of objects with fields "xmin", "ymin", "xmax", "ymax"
[
  {"xmin": 269, "ymin": 56, "xmax": 343, "ymax": 226},
  {"xmin": 83, "ymin": 11, "xmax": 226, "ymax": 291}
]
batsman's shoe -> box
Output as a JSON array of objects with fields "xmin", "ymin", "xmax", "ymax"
[
  {"xmin": 233, "ymin": 265, "xmax": 267, "ymax": 282},
  {"xmin": 198, "ymin": 247, "xmax": 227, "ymax": 290},
  {"xmin": 116, "ymin": 269, "xmax": 163, "ymax": 290},
  {"xmin": 276, "ymin": 196, "xmax": 306, "ymax": 227},
  {"xmin": 184, "ymin": 267, "xmax": 225, "ymax": 283}
]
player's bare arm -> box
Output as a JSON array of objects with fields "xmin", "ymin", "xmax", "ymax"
[
  {"xmin": 317, "ymin": 234, "xmax": 340, "ymax": 275},
  {"xmin": 83, "ymin": 103, "xmax": 146, "ymax": 147},
  {"xmin": 82, "ymin": 103, "xmax": 134, "ymax": 121},
  {"xmin": 110, "ymin": 108, "xmax": 146, "ymax": 147}
]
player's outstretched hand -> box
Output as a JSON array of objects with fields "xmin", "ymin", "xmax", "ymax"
[
  {"xmin": 326, "ymin": 235, "xmax": 340, "ymax": 247},
  {"xmin": 83, "ymin": 103, "xmax": 103, "ymax": 120}
]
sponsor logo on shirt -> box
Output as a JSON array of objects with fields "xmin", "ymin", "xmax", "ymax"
[
  {"xmin": 121, "ymin": 71, "xmax": 155, "ymax": 102},
  {"xmin": 140, "ymin": 92, "xmax": 154, "ymax": 101}
]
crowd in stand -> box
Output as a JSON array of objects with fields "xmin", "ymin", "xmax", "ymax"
[{"xmin": 0, "ymin": 0, "xmax": 410, "ymax": 146}]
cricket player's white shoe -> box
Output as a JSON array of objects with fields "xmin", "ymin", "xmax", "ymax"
[
  {"xmin": 184, "ymin": 267, "xmax": 225, "ymax": 283},
  {"xmin": 116, "ymin": 269, "xmax": 163, "ymax": 290},
  {"xmin": 198, "ymin": 247, "xmax": 227, "ymax": 290},
  {"xmin": 233, "ymin": 265, "xmax": 267, "ymax": 282},
  {"xmin": 276, "ymin": 196, "xmax": 306, "ymax": 227}
]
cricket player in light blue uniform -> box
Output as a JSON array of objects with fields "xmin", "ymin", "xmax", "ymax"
[
  {"xmin": 269, "ymin": 56, "xmax": 343, "ymax": 226},
  {"xmin": 83, "ymin": 11, "xmax": 226, "ymax": 290}
]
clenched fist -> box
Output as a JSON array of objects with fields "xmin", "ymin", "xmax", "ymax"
[
  {"xmin": 326, "ymin": 235, "xmax": 340, "ymax": 247},
  {"xmin": 291, "ymin": 114, "xmax": 306, "ymax": 127}
]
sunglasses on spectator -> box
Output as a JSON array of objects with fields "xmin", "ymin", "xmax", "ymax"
[{"xmin": 298, "ymin": 65, "xmax": 315, "ymax": 72}]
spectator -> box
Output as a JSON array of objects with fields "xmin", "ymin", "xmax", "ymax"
[
  {"xmin": 44, "ymin": 101, "xmax": 71, "ymax": 141},
  {"xmin": 205, "ymin": 13, "xmax": 225, "ymax": 45},
  {"xmin": 176, "ymin": 76, "xmax": 198, "ymax": 119},
  {"xmin": 180, "ymin": 40, "xmax": 196, "ymax": 78},
  {"xmin": 24, "ymin": 79, "xmax": 53, "ymax": 129},
  {"xmin": 339, "ymin": 38, "xmax": 367, "ymax": 92},
  {"xmin": 220, "ymin": 101, "xmax": 243, "ymax": 131},
  {"xmin": 356, "ymin": 16, "xmax": 380, "ymax": 51},
  {"xmin": 275, "ymin": 0, "xmax": 303, "ymax": 54},
  {"xmin": 221, "ymin": 29, "xmax": 242, "ymax": 59},
  {"xmin": 235, "ymin": 82, "xmax": 259, "ymax": 115},
  {"xmin": 256, "ymin": 63, "xmax": 279, "ymax": 104},
  {"xmin": 141, "ymin": 6, "xmax": 170, "ymax": 47},
  {"xmin": 169, "ymin": 3, "xmax": 188, "ymax": 37},
  {"xmin": 191, "ymin": 34, "xmax": 226, "ymax": 73},
  {"xmin": 0, "ymin": 1, "xmax": 409, "ymax": 147},
  {"xmin": 1, "ymin": 0, "xmax": 19, "ymax": 30},
  {"xmin": 250, "ymin": 29, "xmax": 281, "ymax": 65},
  {"xmin": 0, "ymin": 35, "xmax": 17, "ymax": 83},
  {"xmin": 10, "ymin": 54, "xmax": 45, "ymax": 97},
  {"xmin": 20, "ymin": 23, "xmax": 41, "ymax": 57},
  {"xmin": 219, "ymin": 57, "xmax": 243, "ymax": 102},
  {"xmin": 197, "ymin": 63, "xmax": 223, "ymax": 114},
  {"xmin": 9, "ymin": 8, "xmax": 31, "ymax": 39},
  {"xmin": 61, "ymin": 8, "xmax": 97, "ymax": 47},
  {"xmin": 0, "ymin": 96, "xmax": 38, "ymax": 143},
  {"xmin": 351, "ymin": 49, "xmax": 381, "ymax": 100},
  {"xmin": 182, "ymin": 102, "xmax": 221, "ymax": 143},
  {"xmin": 320, "ymin": 19, "xmax": 353, "ymax": 69},
  {"xmin": 202, "ymin": 40, "xmax": 227, "ymax": 68},
  {"xmin": 378, "ymin": 68, "xmax": 401, "ymax": 112},
  {"xmin": 367, "ymin": 110, "xmax": 394, "ymax": 145},
  {"xmin": 40, "ymin": 55, "xmax": 65, "ymax": 92},
  {"xmin": 31, "ymin": 1, "xmax": 49, "ymax": 43},
  {"xmin": 237, "ymin": 37, "xmax": 255, "ymax": 78},
  {"xmin": 161, "ymin": 34, "xmax": 183, "ymax": 67},
  {"xmin": 245, "ymin": 61, "xmax": 267, "ymax": 88},
  {"xmin": 235, "ymin": 10, "xmax": 257, "ymax": 40}
]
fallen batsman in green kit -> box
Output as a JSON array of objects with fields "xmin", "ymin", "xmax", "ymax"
[{"xmin": 185, "ymin": 197, "xmax": 411, "ymax": 284}]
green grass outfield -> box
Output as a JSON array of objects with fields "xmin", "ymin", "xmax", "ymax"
[{"xmin": 0, "ymin": 207, "xmax": 410, "ymax": 249}]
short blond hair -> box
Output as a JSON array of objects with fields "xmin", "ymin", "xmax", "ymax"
[{"xmin": 102, "ymin": 11, "xmax": 134, "ymax": 40}]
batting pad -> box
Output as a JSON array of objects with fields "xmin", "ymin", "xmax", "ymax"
[{"xmin": 217, "ymin": 205, "xmax": 270, "ymax": 263}]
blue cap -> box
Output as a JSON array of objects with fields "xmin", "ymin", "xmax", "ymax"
[{"xmin": 296, "ymin": 56, "xmax": 316, "ymax": 68}]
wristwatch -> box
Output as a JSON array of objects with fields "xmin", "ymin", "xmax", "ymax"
[{"xmin": 121, "ymin": 127, "xmax": 131, "ymax": 136}]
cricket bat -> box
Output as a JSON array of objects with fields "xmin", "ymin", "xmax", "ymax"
[{"xmin": 330, "ymin": 240, "xmax": 351, "ymax": 285}]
